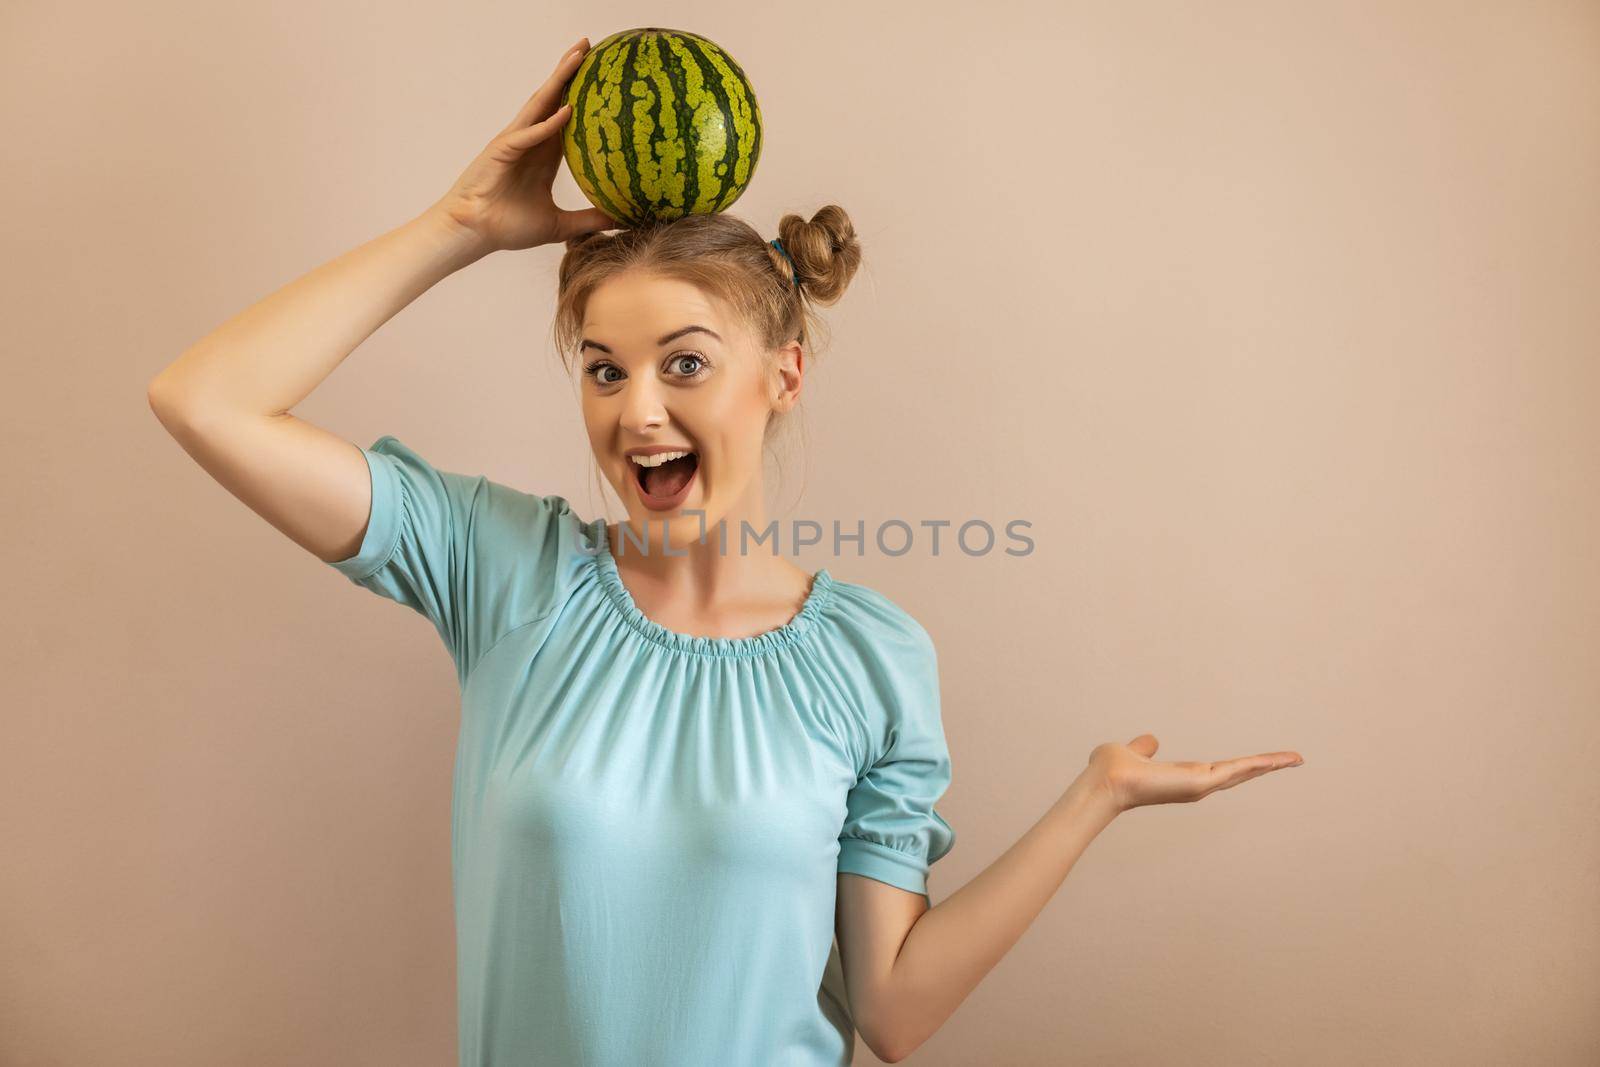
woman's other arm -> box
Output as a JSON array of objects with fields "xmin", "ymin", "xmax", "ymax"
[{"xmin": 874, "ymin": 736, "xmax": 1304, "ymax": 1061}]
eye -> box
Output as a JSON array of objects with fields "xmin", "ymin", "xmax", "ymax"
[
  {"xmin": 583, "ymin": 360, "xmax": 624, "ymax": 385},
  {"xmin": 582, "ymin": 352, "xmax": 710, "ymax": 387},
  {"xmin": 668, "ymin": 352, "xmax": 709, "ymax": 378}
]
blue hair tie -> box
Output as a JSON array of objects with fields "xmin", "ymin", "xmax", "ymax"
[{"xmin": 769, "ymin": 238, "xmax": 800, "ymax": 289}]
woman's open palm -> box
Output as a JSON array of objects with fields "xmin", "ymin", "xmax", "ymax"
[
  {"xmin": 432, "ymin": 37, "xmax": 617, "ymax": 253},
  {"xmin": 1088, "ymin": 734, "xmax": 1304, "ymax": 814}
]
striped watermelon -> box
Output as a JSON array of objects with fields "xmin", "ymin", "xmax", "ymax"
[{"xmin": 561, "ymin": 27, "xmax": 763, "ymax": 226}]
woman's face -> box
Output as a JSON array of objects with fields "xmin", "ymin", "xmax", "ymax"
[{"xmin": 578, "ymin": 270, "xmax": 800, "ymax": 550}]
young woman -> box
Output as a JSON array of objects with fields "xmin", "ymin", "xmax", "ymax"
[{"xmin": 149, "ymin": 35, "xmax": 1304, "ymax": 1066}]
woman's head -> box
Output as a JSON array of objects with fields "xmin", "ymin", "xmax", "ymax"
[{"xmin": 553, "ymin": 206, "xmax": 861, "ymax": 548}]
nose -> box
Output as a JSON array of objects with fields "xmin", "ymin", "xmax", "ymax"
[{"xmin": 618, "ymin": 377, "xmax": 668, "ymax": 435}]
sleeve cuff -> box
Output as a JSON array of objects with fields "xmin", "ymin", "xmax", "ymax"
[
  {"xmin": 328, "ymin": 443, "xmax": 402, "ymax": 581},
  {"xmin": 837, "ymin": 837, "xmax": 929, "ymax": 896}
]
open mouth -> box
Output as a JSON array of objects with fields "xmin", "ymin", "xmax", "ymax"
[{"xmin": 631, "ymin": 452, "xmax": 699, "ymax": 510}]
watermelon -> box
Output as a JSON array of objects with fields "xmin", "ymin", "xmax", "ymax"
[{"xmin": 561, "ymin": 27, "xmax": 763, "ymax": 226}]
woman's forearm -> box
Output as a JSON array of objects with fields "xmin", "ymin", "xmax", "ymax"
[
  {"xmin": 882, "ymin": 774, "xmax": 1120, "ymax": 1061},
  {"xmin": 148, "ymin": 205, "xmax": 489, "ymax": 418}
]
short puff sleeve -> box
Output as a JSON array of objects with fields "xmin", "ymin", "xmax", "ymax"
[
  {"xmin": 326, "ymin": 434, "xmax": 590, "ymax": 685},
  {"xmin": 836, "ymin": 623, "xmax": 957, "ymax": 899}
]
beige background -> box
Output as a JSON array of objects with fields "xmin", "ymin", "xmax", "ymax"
[{"xmin": 4, "ymin": 1, "xmax": 1597, "ymax": 1064}]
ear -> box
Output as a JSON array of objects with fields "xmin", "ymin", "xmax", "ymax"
[{"xmin": 770, "ymin": 340, "xmax": 804, "ymax": 413}]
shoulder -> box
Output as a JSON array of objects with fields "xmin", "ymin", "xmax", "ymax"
[
  {"xmin": 368, "ymin": 432, "xmax": 601, "ymax": 607},
  {"xmin": 479, "ymin": 481, "xmax": 592, "ymax": 543},
  {"xmin": 819, "ymin": 577, "xmax": 946, "ymax": 767},
  {"xmin": 823, "ymin": 575, "xmax": 937, "ymax": 659},
  {"xmin": 370, "ymin": 435, "xmax": 597, "ymax": 544},
  {"xmin": 817, "ymin": 577, "xmax": 941, "ymax": 727},
  {"xmin": 475, "ymin": 482, "xmax": 602, "ymax": 591}
]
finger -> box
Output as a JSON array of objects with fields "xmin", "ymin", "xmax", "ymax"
[
  {"xmin": 554, "ymin": 206, "xmax": 621, "ymax": 241},
  {"xmin": 505, "ymin": 54, "xmax": 582, "ymax": 132},
  {"xmin": 1206, "ymin": 753, "xmax": 1303, "ymax": 793},
  {"xmin": 501, "ymin": 104, "xmax": 572, "ymax": 151},
  {"xmin": 1126, "ymin": 734, "xmax": 1159, "ymax": 758},
  {"xmin": 505, "ymin": 40, "xmax": 589, "ymax": 132}
]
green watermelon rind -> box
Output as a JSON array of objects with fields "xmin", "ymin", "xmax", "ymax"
[{"xmin": 561, "ymin": 27, "xmax": 763, "ymax": 226}]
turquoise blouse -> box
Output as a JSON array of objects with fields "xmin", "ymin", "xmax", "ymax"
[{"xmin": 326, "ymin": 435, "xmax": 957, "ymax": 1066}]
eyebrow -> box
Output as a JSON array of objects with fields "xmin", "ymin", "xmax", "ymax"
[{"xmin": 578, "ymin": 325, "xmax": 723, "ymax": 355}]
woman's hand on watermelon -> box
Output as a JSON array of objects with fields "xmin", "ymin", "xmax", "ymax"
[
  {"xmin": 1080, "ymin": 734, "xmax": 1304, "ymax": 816},
  {"xmin": 428, "ymin": 37, "xmax": 617, "ymax": 254}
]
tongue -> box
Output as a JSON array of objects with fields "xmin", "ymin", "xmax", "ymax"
[{"xmin": 642, "ymin": 455, "xmax": 695, "ymax": 498}]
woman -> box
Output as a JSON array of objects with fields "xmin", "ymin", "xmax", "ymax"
[{"xmin": 149, "ymin": 35, "xmax": 1304, "ymax": 1066}]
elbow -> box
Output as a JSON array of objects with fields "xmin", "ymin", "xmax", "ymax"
[
  {"xmin": 862, "ymin": 1021, "xmax": 911, "ymax": 1064},
  {"xmin": 863, "ymin": 1036, "xmax": 900, "ymax": 1064},
  {"xmin": 876, "ymin": 1041, "xmax": 910, "ymax": 1064},
  {"xmin": 146, "ymin": 374, "xmax": 222, "ymax": 430},
  {"xmin": 147, "ymin": 374, "xmax": 186, "ymax": 422}
]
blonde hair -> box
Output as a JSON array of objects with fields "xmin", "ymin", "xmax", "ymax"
[
  {"xmin": 551, "ymin": 205, "xmax": 863, "ymax": 509},
  {"xmin": 554, "ymin": 204, "xmax": 859, "ymax": 369}
]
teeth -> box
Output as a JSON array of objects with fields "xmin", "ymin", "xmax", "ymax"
[{"xmin": 629, "ymin": 450, "xmax": 693, "ymax": 468}]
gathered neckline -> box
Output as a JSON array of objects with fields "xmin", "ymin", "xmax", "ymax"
[{"xmin": 584, "ymin": 518, "xmax": 835, "ymax": 659}]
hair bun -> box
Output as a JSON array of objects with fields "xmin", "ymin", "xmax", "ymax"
[{"xmin": 774, "ymin": 205, "xmax": 861, "ymax": 306}]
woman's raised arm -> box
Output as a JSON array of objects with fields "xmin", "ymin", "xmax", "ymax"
[
  {"xmin": 148, "ymin": 35, "xmax": 608, "ymax": 419},
  {"xmin": 146, "ymin": 36, "xmax": 612, "ymax": 565}
]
